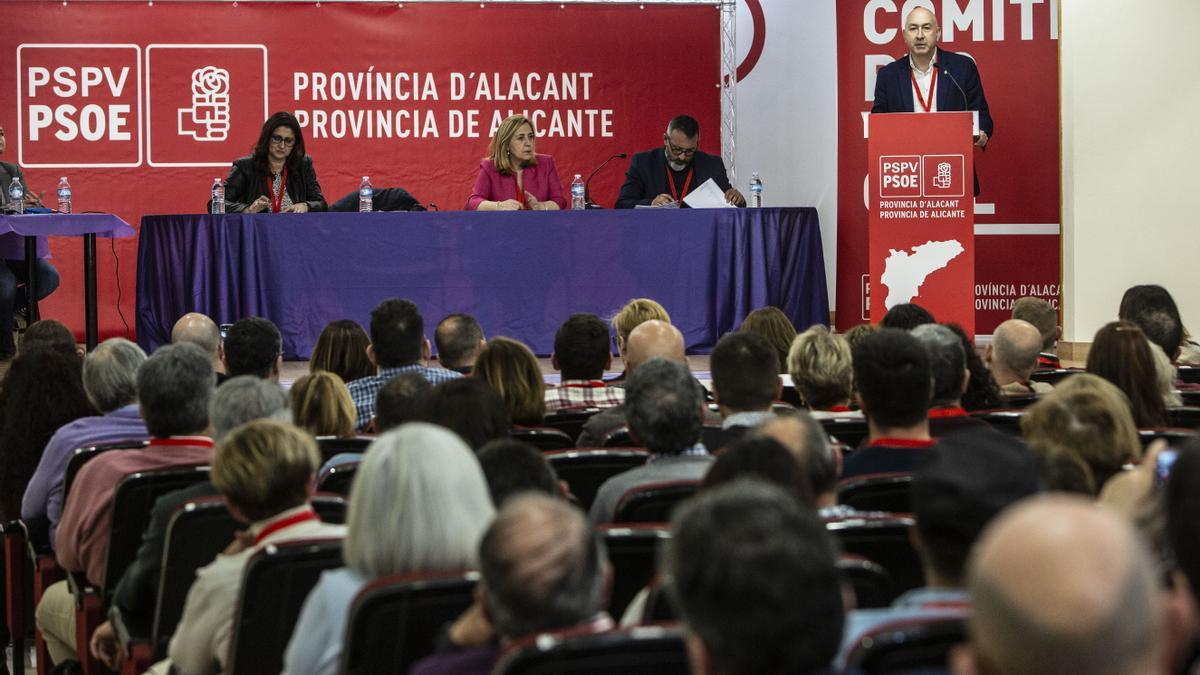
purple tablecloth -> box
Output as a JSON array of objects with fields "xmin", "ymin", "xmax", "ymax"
[
  {"xmin": 0, "ymin": 213, "xmax": 136, "ymax": 258},
  {"xmin": 135, "ymin": 208, "xmax": 828, "ymax": 359}
]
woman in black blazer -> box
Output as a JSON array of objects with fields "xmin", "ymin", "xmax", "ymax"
[{"xmin": 224, "ymin": 111, "xmax": 327, "ymax": 213}]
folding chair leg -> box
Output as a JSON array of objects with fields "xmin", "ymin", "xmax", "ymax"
[
  {"xmin": 31, "ymin": 559, "xmax": 62, "ymax": 675},
  {"xmin": 74, "ymin": 593, "xmax": 103, "ymax": 675}
]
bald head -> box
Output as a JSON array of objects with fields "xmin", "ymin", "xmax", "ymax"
[
  {"xmin": 171, "ymin": 313, "xmax": 221, "ymax": 360},
  {"xmin": 624, "ymin": 319, "xmax": 685, "ymax": 372},
  {"xmin": 961, "ymin": 496, "xmax": 1162, "ymax": 675},
  {"xmin": 989, "ymin": 319, "xmax": 1045, "ymax": 384}
]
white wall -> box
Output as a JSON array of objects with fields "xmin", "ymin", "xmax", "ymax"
[{"xmin": 1060, "ymin": 0, "xmax": 1200, "ymax": 342}]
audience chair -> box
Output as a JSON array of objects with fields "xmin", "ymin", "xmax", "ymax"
[
  {"xmin": 970, "ymin": 410, "xmax": 1025, "ymax": 436},
  {"xmin": 638, "ymin": 579, "xmax": 678, "ymax": 624},
  {"xmin": 493, "ymin": 625, "xmax": 690, "ymax": 675},
  {"xmin": 1029, "ymin": 368, "xmax": 1083, "ymax": 386},
  {"xmin": 838, "ymin": 554, "xmax": 894, "ymax": 610},
  {"xmin": 310, "ymin": 493, "xmax": 348, "ymax": 524},
  {"xmin": 225, "ymin": 538, "xmax": 344, "ymax": 675},
  {"xmin": 510, "ymin": 427, "xmax": 576, "ymax": 451},
  {"xmin": 599, "ymin": 428, "xmax": 636, "ymax": 448},
  {"xmin": 61, "ymin": 440, "xmax": 151, "ymax": 508},
  {"xmin": 844, "ymin": 616, "xmax": 967, "ymax": 674},
  {"xmin": 836, "ymin": 473, "xmax": 913, "ymax": 514},
  {"xmin": 996, "ymin": 392, "xmax": 1040, "ymax": 409},
  {"xmin": 314, "ymin": 436, "xmax": 372, "ymax": 465},
  {"xmin": 1178, "ymin": 390, "xmax": 1200, "ymax": 407},
  {"xmin": 612, "ymin": 481, "xmax": 701, "ymax": 524},
  {"xmin": 1139, "ymin": 428, "xmax": 1195, "ymax": 449},
  {"xmin": 3, "ymin": 520, "xmax": 36, "ymax": 675},
  {"xmin": 596, "ymin": 524, "xmax": 671, "ymax": 619},
  {"xmin": 545, "ymin": 449, "xmax": 649, "ymax": 510},
  {"xmin": 1168, "ymin": 407, "xmax": 1200, "ymax": 429},
  {"xmin": 541, "ymin": 409, "xmax": 602, "ymax": 443},
  {"xmin": 338, "ymin": 570, "xmax": 479, "ymax": 675},
  {"xmin": 1177, "ymin": 366, "xmax": 1200, "ymax": 385},
  {"xmin": 820, "ymin": 417, "xmax": 871, "ymax": 448},
  {"xmin": 316, "ymin": 461, "xmax": 360, "ymax": 497},
  {"xmin": 825, "ymin": 514, "xmax": 922, "ymax": 601}
]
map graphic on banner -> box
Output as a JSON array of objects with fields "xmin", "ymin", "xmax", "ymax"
[{"xmin": 880, "ymin": 239, "xmax": 965, "ymax": 309}]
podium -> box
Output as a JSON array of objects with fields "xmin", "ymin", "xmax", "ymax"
[{"xmin": 867, "ymin": 112, "xmax": 975, "ymax": 333}]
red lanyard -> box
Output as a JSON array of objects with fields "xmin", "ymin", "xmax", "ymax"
[
  {"xmin": 665, "ymin": 164, "xmax": 694, "ymax": 202},
  {"xmin": 562, "ymin": 380, "xmax": 605, "ymax": 389},
  {"xmin": 927, "ymin": 406, "xmax": 967, "ymax": 419},
  {"xmin": 269, "ymin": 165, "xmax": 289, "ymax": 213},
  {"xmin": 253, "ymin": 509, "xmax": 318, "ymax": 546},
  {"xmin": 911, "ymin": 66, "xmax": 937, "ymax": 112}
]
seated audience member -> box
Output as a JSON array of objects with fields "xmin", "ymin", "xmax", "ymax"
[
  {"xmin": 667, "ymin": 481, "xmax": 843, "ymax": 675},
  {"xmin": 576, "ymin": 319, "xmax": 687, "ymax": 447},
  {"xmin": 842, "ymin": 329, "xmax": 935, "ymax": 479},
  {"xmin": 787, "ymin": 325, "xmax": 858, "ymax": 416},
  {"xmin": 589, "ymin": 358, "xmax": 711, "ymax": 523},
  {"xmin": 608, "ymin": 298, "xmax": 671, "ymax": 384},
  {"xmin": 38, "ymin": 343, "xmax": 217, "ymax": 667},
  {"xmin": 911, "ymin": 324, "xmax": 993, "ymax": 437},
  {"xmin": 348, "ymin": 298, "xmax": 461, "ymax": 431},
  {"xmin": 952, "ymin": 496, "xmax": 1163, "ymax": 675},
  {"xmin": 309, "ymin": 319, "xmax": 374, "ymax": 385},
  {"xmin": 373, "ymin": 372, "xmax": 432, "ymax": 433},
  {"xmin": 476, "ymin": 439, "xmax": 562, "ymax": 506},
  {"xmin": 172, "ymin": 312, "xmax": 227, "ymax": 380},
  {"xmin": 17, "ymin": 319, "xmax": 79, "ymax": 357},
  {"xmin": 282, "ymin": 424, "xmax": 494, "ymax": 675},
  {"xmin": 701, "ymin": 436, "xmax": 815, "ymax": 507},
  {"xmin": 838, "ymin": 430, "xmax": 1040, "ymax": 664},
  {"xmin": 545, "ymin": 313, "xmax": 625, "ymax": 413},
  {"xmin": 435, "ymin": 313, "xmax": 486, "ymax": 375},
  {"xmin": 22, "ymin": 339, "xmax": 147, "ymax": 542},
  {"xmin": 615, "ymin": 114, "xmax": 743, "ymax": 208},
  {"xmin": 843, "ymin": 323, "xmax": 877, "ymax": 354},
  {"xmin": 290, "ymin": 371, "xmax": 356, "ymax": 437},
  {"xmin": 1021, "ymin": 373, "xmax": 1142, "ymax": 495},
  {"xmin": 1166, "ymin": 438, "xmax": 1200, "ymax": 666},
  {"xmin": 411, "ymin": 494, "xmax": 610, "ymax": 674},
  {"xmin": 1011, "ymin": 296, "xmax": 1062, "ymax": 370},
  {"xmin": 1119, "ymin": 284, "xmax": 1188, "ymax": 363},
  {"xmin": 758, "ymin": 412, "xmax": 845, "ymax": 516},
  {"xmin": 880, "ymin": 302, "xmax": 935, "ymax": 330},
  {"xmin": 985, "ymin": 319, "xmax": 1054, "ymax": 397},
  {"xmin": 223, "ymin": 111, "xmax": 326, "ymax": 213},
  {"xmin": 473, "ymin": 336, "xmax": 546, "ymax": 427},
  {"xmin": 708, "ymin": 332, "xmax": 782, "ymax": 450},
  {"xmin": 91, "ymin": 376, "xmax": 291, "ymax": 665},
  {"xmin": 467, "ymin": 114, "xmax": 565, "ymax": 211},
  {"xmin": 1087, "ymin": 321, "xmax": 1169, "ymax": 428},
  {"xmin": 944, "ymin": 323, "xmax": 1005, "ymax": 411},
  {"xmin": 222, "ymin": 316, "xmax": 283, "ymax": 381},
  {"xmin": 139, "ymin": 421, "xmax": 344, "ymax": 675},
  {"xmin": 423, "ymin": 378, "xmax": 511, "ymax": 450},
  {"xmin": 739, "ymin": 307, "xmax": 797, "ymax": 375}
]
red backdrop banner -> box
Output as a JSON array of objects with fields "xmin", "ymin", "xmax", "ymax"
[
  {"xmin": 0, "ymin": 1, "xmax": 722, "ymax": 341},
  {"xmin": 836, "ymin": 0, "xmax": 1060, "ymax": 333}
]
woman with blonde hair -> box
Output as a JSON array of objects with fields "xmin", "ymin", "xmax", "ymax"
[
  {"xmin": 609, "ymin": 298, "xmax": 670, "ymax": 383},
  {"xmin": 467, "ymin": 114, "xmax": 565, "ymax": 211},
  {"xmin": 473, "ymin": 337, "xmax": 546, "ymax": 426},
  {"xmin": 290, "ymin": 371, "xmax": 356, "ymax": 438},
  {"xmin": 786, "ymin": 325, "xmax": 856, "ymax": 415}
]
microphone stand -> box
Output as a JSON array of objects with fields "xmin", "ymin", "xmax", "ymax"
[{"xmin": 584, "ymin": 152, "xmax": 627, "ymax": 209}]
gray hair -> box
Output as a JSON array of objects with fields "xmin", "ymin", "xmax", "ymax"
[
  {"xmin": 912, "ymin": 323, "xmax": 966, "ymax": 406},
  {"xmin": 209, "ymin": 375, "xmax": 291, "ymax": 440},
  {"xmin": 138, "ymin": 343, "xmax": 214, "ymax": 438},
  {"xmin": 82, "ymin": 338, "xmax": 146, "ymax": 413},
  {"xmin": 344, "ymin": 423, "xmax": 495, "ymax": 578},
  {"xmin": 625, "ymin": 357, "xmax": 703, "ymax": 455}
]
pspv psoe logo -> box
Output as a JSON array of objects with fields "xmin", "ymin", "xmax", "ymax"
[
  {"xmin": 146, "ymin": 44, "xmax": 268, "ymax": 167},
  {"xmin": 921, "ymin": 154, "xmax": 964, "ymax": 198}
]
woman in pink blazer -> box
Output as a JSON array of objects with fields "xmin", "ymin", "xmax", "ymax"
[{"xmin": 466, "ymin": 114, "xmax": 566, "ymax": 211}]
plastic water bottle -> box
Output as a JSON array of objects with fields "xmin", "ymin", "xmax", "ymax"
[
  {"xmin": 359, "ymin": 176, "xmax": 373, "ymax": 213},
  {"xmin": 749, "ymin": 172, "xmax": 763, "ymax": 208},
  {"xmin": 210, "ymin": 178, "xmax": 225, "ymax": 214},
  {"xmin": 8, "ymin": 178, "xmax": 24, "ymax": 215},
  {"xmin": 570, "ymin": 174, "xmax": 586, "ymax": 210},
  {"xmin": 56, "ymin": 177, "xmax": 72, "ymax": 214}
]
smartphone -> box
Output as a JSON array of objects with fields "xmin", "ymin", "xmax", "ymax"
[
  {"xmin": 219, "ymin": 323, "xmax": 233, "ymax": 340},
  {"xmin": 1156, "ymin": 449, "xmax": 1179, "ymax": 486}
]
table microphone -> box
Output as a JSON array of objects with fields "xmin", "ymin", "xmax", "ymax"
[{"xmin": 584, "ymin": 153, "xmax": 627, "ymax": 209}]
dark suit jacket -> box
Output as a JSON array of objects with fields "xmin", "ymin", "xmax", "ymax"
[
  {"xmin": 223, "ymin": 155, "xmax": 327, "ymax": 213},
  {"xmin": 614, "ymin": 148, "xmax": 734, "ymax": 209}
]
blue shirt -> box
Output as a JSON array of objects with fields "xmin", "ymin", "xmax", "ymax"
[{"xmin": 346, "ymin": 364, "xmax": 462, "ymax": 432}]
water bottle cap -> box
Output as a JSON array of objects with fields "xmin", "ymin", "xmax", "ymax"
[
  {"xmin": 362, "ymin": 176, "xmax": 369, "ymax": 180},
  {"xmin": 60, "ymin": 176, "xmax": 67, "ymax": 181}
]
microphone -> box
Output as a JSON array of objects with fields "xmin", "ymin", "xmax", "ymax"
[
  {"xmin": 584, "ymin": 152, "xmax": 627, "ymax": 209},
  {"xmin": 933, "ymin": 62, "xmax": 982, "ymax": 147}
]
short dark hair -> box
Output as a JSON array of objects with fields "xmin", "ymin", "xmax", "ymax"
[
  {"xmin": 553, "ymin": 314, "xmax": 611, "ymax": 381},
  {"xmin": 710, "ymin": 332, "xmax": 779, "ymax": 412},
  {"xmin": 701, "ymin": 436, "xmax": 815, "ymax": 507},
  {"xmin": 911, "ymin": 323, "xmax": 966, "ymax": 407},
  {"xmin": 139, "ymin": 343, "xmax": 214, "ymax": 437},
  {"xmin": 1118, "ymin": 284, "xmax": 1182, "ymax": 327},
  {"xmin": 477, "ymin": 439, "xmax": 559, "ymax": 506},
  {"xmin": 667, "ymin": 115, "xmax": 700, "ymax": 139},
  {"xmin": 625, "ymin": 358, "xmax": 703, "ymax": 455},
  {"xmin": 853, "ymin": 328, "xmax": 931, "ymax": 428},
  {"xmin": 435, "ymin": 313, "xmax": 484, "ymax": 368},
  {"xmin": 369, "ymin": 298, "xmax": 425, "ymax": 368},
  {"xmin": 374, "ymin": 372, "xmax": 433, "ymax": 433},
  {"xmin": 420, "ymin": 378, "xmax": 511, "ymax": 450},
  {"xmin": 880, "ymin": 303, "xmax": 935, "ymax": 330},
  {"xmin": 669, "ymin": 480, "xmax": 843, "ymax": 675},
  {"xmin": 223, "ymin": 317, "xmax": 281, "ymax": 378}
]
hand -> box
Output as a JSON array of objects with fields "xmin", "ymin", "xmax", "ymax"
[
  {"xmin": 283, "ymin": 202, "xmax": 309, "ymax": 213},
  {"xmin": 223, "ymin": 529, "xmax": 254, "ymax": 556},
  {"xmin": 90, "ymin": 620, "xmax": 126, "ymax": 671},
  {"xmin": 1098, "ymin": 440, "xmax": 1164, "ymax": 521},
  {"xmin": 724, "ymin": 188, "xmax": 746, "ymax": 206},
  {"xmin": 246, "ymin": 196, "xmax": 271, "ymax": 214},
  {"xmin": 447, "ymin": 602, "xmax": 496, "ymax": 648},
  {"xmin": 651, "ymin": 193, "xmax": 676, "ymax": 207},
  {"xmin": 24, "ymin": 190, "xmax": 43, "ymax": 208},
  {"xmin": 524, "ymin": 193, "xmax": 541, "ymax": 211},
  {"xmin": 974, "ymin": 129, "xmax": 989, "ymax": 148},
  {"xmin": 494, "ymin": 199, "xmax": 522, "ymax": 211}
]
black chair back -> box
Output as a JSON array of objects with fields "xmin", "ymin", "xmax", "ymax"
[
  {"xmin": 596, "ymin": 524, "xmax": 670, "ymax": 619},
  {"xmin": 1138, "ymin": 428, "xmax": 1195, "ymax": 449},
  {"xmin": 62, "ymin": 440, "xmax": 150, "ymax": 506},
  {"xmin": 316, "ymin": 461, "xmax": 360, "ymax": 497},
  {"xmin": 1179, "ymin": 367, "xmax": 1200, "ymax": 385},
  {"xmin": 226, "ymin": 538, "xmax": 344, "ymax": 675},
  {"xmin": 1168, "ymin": 407, "xmax": 1200, "ymax": 429},
  {"xmin": 493, "ymin": 625, "xmax": 690, "ymax": 675},
  {"xmin": 838, "ymin": 554, "xmax": 893, "ymax": 610},
  {"xmin": 338, "ymin": 570, "xmax": 478, "ymax": 675},
  {"xmin": 826, "ymin": 515, "xmax": 922, "ymax": 600},
  {"xmin": 315, "ymin": 436, "xmax": 372, "ymax": 464},
  {"xmin": 541, "ymin": 409, "xmax": 601, "ymax": 443},
  {"xmin": 970, "ymin": 410, "xmax": 1025, "ymax": 436},
  {"xmin": 511, "ymin": 427, "xmax": 576, "ymax": 451},
  {"xmin": 836, "ymin": 473, "xmax": 913, "ymax": 514},
  {"xmin": 1180, "ymin": 390, "xmax": 1200, "ymax": 407},
  {"xmin": 311, "ymin": 494, "xmax": 348, "ymax": 524},
  {"xmin": 997, "ymin": 393, "xmax": 1040, "ymax": 409},
  {"xmin": 846, "ymin": 617, "xmax": 967, "ymax": 674},
  {"xmin": 546, "ymin": 450, "xmax": 649, "ymax": 510},
  {"xmin": 600, "ymin": 428, "xmax": 635, "ymax": 448},
  {"xmin": 612, "ymin": 481, "xmax": 700, "ymax": 524},
  {"xmin": 1030, "ymin": 368, "xmax": 1083, "ymax": 386},
  {"xmin": 820, "ymin": 417, "xmax": 870, "ymax": 448}
]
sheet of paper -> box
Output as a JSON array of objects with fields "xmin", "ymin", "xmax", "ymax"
[{"xmin": 683, "ymin": 178, "xmax": 735, "ymax": 209}]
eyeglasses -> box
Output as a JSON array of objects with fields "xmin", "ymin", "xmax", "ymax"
[
  {"xmin": 664, "ymin": 139, "xmax": 697, "ymax": 157},
  {"xmin": 270, "ymin": 134, "xmax": 296, "ymax": 147}
]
